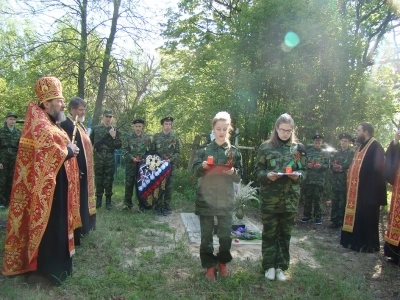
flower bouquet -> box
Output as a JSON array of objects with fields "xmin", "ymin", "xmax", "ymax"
[{"xmin": 231, "ymin": 226, "xmax": 262, "ymax": 240}]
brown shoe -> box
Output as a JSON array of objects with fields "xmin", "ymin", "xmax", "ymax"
[
  {"xmin": 205, "ymin": 267, "xmax": 216, "ymax": 281},
  {"xmin": 218, "ymin": 262, "xmax": 229, "ymax": 277}
]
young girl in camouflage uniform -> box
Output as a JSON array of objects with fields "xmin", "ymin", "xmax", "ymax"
[
  {"xmin": 255, "ymin": 113, "xmax": 306, "ymax": 281},
  {"xmin": 192, "ymin": 111, "xmax": 242, "ymax": 281}
]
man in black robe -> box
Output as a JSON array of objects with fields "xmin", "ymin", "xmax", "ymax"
[
  {"xmin": 61, "ymin": 97, "xmax": 96, "ymax": 245},
  {"xmin": 2, "ymin": 77, "xmax": 80, "ymax": 286},
  {"xmin": 340, "ymin": 122, "xmax": 387, "ymax": 252}
]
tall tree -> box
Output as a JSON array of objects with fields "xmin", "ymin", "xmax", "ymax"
[{"xmin": 4, "ymin": 0, "xmax": 156, "ymax": 124}]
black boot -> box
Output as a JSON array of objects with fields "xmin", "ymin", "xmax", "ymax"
[
  {"xmin": 106, "ymin": 197, "xmax": 112, "ymax": 210},
  {"xmin": 96, "ymin": 196, "xmax": 102, "ymax": 209}
]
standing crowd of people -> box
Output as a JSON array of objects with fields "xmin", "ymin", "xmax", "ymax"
[
  {"xmin": 0, "ymin": 76, "xmax": 180, "ymax": 285},
  {"xmin": 193, "ymin": 113, "xmax": 399, "ymax": 281},
  {"xmin": 1, "ymin": 76, "xmax": 400, "ymax": 285}
]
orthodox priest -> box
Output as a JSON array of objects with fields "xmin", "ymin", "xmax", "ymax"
[
  {"xmin": 2, "ymin": 76, "xmax": 80, "ymax": 285},
  {"xmin": 340, "ymin": 122, "xmax": 386, "ymax": 253},
  {"xmin": 61, "ymin": 97, "xmax": 96, "ymax": 245},
  {"xmin": 383, "ymin": 129, "xmax": 400, "ymax": 263}
]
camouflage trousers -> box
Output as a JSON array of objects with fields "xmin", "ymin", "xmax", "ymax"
[
  {"xmin": 330, "ymin": 189, "xmax": 346, "ymax": 225},
  {"xmin": 124, "ymin": 163, "xmax": 138, "ymax": 207},
  {"xmin": 94, "ymin": 152, "xmax": 115, "ymax": 198},
  {"xmin": 0, "ymin": 152, "xmax": 17, "ymax": 206},
  {"xmin": 303, "ymin": 184, "xmax": 324, "ymax": 219},
  {"xmin": 199, "ymin": 215, "xmax": 233, "ymax": 268},
  {"xmin": 155, "ymin": 168, "xmax": 174, "ymax": 210},
  {"xmin": 262, "ymin": 212, "xmax": 295, "ymax": 271}
]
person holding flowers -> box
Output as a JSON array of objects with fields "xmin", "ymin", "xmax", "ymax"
[
  {"xmin": 254, "ymin": 113, "xmax": 306, "ymax": 281},
  {"xmin": 192, "ymin": 111, "xmax": 242, "ymax": 281}
]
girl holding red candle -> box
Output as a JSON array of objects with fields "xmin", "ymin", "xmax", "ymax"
[
  {"xmin": 192, "ymin": 111, "xmax": 242, "ymax": 281},
  {"xmin": 254, "ymin": 113, "xmax": 307, "ymax": 281}
]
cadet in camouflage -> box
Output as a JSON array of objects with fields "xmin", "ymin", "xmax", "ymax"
[
  {"xmin": 122, "ymin": 118, "xmax": 151, "ymax": 210},
  {"xmin": 329, "ymin": 133, "xmax": 354, "ymax": 228},
  {"xmin": 90, "ymin": 109, "xmax": 122, "ymax": 210},
  {"xmin": 255, "ymin": 113, "xmax": 306, "ymax": 281},
  {"xmin": 150, "ymin": 116, "xmax": 180, "ymax": 215},
  {"xmin": 0, "ymin": 112, "xmax": 21, "ymax": 207},
  {"xmin": 300, "ymin": 134, "xmax": 329, "ymax": 225},
  {"xmin": 192, "ymin": 111, "xmax": 242, "ymax": 281}
]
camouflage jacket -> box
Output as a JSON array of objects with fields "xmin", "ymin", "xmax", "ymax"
[
  {"xmin": 122, "ymin": 132, "xmax": 151, "ymax": 164},
  {"xmin": 0, "ymin": 125, "xmax": 21, "ymax": 163},
  {"xmin": 192, "ymin": 141, "xmax": 242, "ymax": 216},
  {"xmin": 330, "ymin": 148, "xmax": 354, "ymax": 191},
  {"xmin": 89, "ymin": 124, "xmax": 122, "ymax": 151},
  {"xmin": 151, "ymin": 131, "xmax": 180, "ymax": 164},
  {"xmin": 255, "ymin": 141, "xmax": 307, "ymax": 214},
  {"xmin": 304, "ymin": 146, "xmax": 329, "ymax": 187}
]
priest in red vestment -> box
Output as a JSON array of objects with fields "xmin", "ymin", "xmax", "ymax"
[
  {"xmin": 340, "ymin": 122, "xmax": 386, "ymax": 252},
  {"xmin": 2, "ymin": 76, "xmax": 81, "ymax": 285},
  {"xmin": 384, "ymin": 129, "xmax": 400, "ymax": 263}
]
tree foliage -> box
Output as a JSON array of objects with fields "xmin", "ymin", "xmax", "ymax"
[{"xmin": 158, "ymin": 0, "xmax": 400, "ymax": 179}]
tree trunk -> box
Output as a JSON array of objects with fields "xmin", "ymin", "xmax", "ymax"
[
  {"xmin": 78, "ymin": 0, "xmax": 88, "ymax": 99},
  {"xmin": 93, "ymin": 0, "xmax": 121, "ymax": 125},
  {"xmin": 188, "ymin": 135, "xmax": 201, "ymax": 170}
]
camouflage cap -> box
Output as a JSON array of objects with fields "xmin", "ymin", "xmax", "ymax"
[
  {"xmin": 160, "ymin": 116, "xmax": 174, "ymax": 125},
  {"xmin": 338, "ymin": 133, "xmax": 352, "ymax": 140},
  {"xmin": 132, "ymin": 118, "xmax": 145, "ymax": 124},
  {"xmin": 5, "ymin": 112, "xmax": 17, "ymax": 118},
  {"xmin": 312, "ymin": 134, "xmax": 323, "ymax": 140},
  {"xmin": 103, "ymin": 109, "xmax": 113, "ymax": 116}
]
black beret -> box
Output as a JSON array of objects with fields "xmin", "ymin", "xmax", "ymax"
[
  {"xmin": 338, "ymin": 133, "xmax": 352, "ymax": 140},
  {"xmin": 132, "ymin": 118, "xmax": 145, "ymax": 124},
  {"xmin": 312, "ymin": 134, "xmax": 323, "ymax": 140},
  {"xmin": 160, "ymin": 116, "xmax": 174, "ymax": 125},
  {"xmin": 5, "ymin": 112, "xmax": 17, "ymax": 118}
]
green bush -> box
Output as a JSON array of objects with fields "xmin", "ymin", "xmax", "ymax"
[{"xmin": 173, "ymin": 168, "xmax": 197, "ymax": 202}]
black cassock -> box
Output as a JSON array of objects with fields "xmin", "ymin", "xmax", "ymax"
[
  {"xmin": 340, "ymin": 139, "xmax": 387, "ymax": 253},
  {"xmin": 33, "ymin": 115, "xmax": 74, "ymax": 284},
  {"xmin": 61, "ymin": 117, "xmax": 96, "ymax": 245}
]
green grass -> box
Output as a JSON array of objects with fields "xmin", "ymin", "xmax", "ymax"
[{"xmin": 0, "ymin": 175, "xmax": 386, "ymax": 300}]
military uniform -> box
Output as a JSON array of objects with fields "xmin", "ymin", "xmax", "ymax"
[
  {"xmin": 255, "ymin": 140, "xmax": 306, "ymax": 272},
  {"xmin": 192, "ymin": 140, "xmax": 242, "ymax": 268},
  {"xmin": 123, "ymin": 119, "xmax": 151, "ymax": 209},
  {"xmin": 0, "ymin": 113, "xmax": 21, "ymax": 207},
  {"xmin": 330, "ymin": 134, "xmax": 354, "ymax": 227},
  {"xmin": 301, "ymin": 135, "xmax": 329, "ymax": 223},
  {"xmin": 90, "ymin": 110, "xmax": 122, "ymax": 209},
  {"xmin": 150, "ymin": 117, "xmax": 180, "ymax": 213}
]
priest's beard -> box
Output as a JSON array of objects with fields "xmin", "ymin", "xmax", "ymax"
[
  {"xmin": 55, "ymin": 111, "xmax": 66, "ymax": 122},
  {"xmin": 78, "ymin": 115, "xmax": 85, "ymax": 123},
  {"xmin": 355, "ymin": 135, "xmax": 366, "ymax": 144}
]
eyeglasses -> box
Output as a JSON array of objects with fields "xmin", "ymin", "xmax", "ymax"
[
  {"xmin": 104, "ymin": 116, "xmax": 113, "ymax": 118},
  {"xmin": 278, "ymin": 128, "xmax": 293, "ymax": 134}
]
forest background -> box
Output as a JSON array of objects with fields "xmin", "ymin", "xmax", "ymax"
[{"xmin": 0, "ymin": 0, "xmax": 400, "ymax": 181}]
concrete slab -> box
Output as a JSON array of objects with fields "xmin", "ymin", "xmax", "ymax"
[{"xmin": 180, "ymin": 213, "xmax": 262, "ymax": 245}]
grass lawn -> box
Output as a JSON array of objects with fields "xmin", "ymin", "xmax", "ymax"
[{"xmin": 0, "ymin": 176, "xmax": 397, "ymax": 300}]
